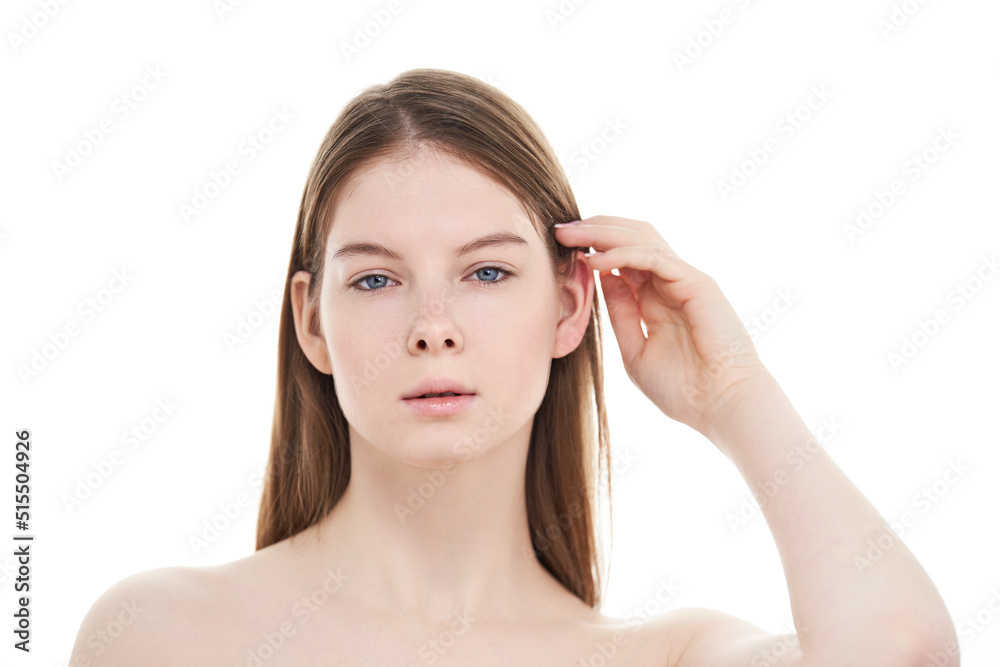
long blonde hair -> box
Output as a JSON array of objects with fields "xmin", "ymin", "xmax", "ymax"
[{"xmin": 255, "ymin": 68, "xmax": 613, "ymax": 607}]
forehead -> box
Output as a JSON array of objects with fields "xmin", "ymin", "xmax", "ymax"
[{"xmin": 327, "ymin": 150, "xmax": 540, "ymax": 245}]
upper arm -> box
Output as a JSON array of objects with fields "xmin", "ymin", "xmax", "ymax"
[
  {"xmin": 652, "ymin": 607, "xmax": 805, "ymax": 667},
  {"xmin": 68, "ymin": 567, "xmax": 204, "ymax": 667}
]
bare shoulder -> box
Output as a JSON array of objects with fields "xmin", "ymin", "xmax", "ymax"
[
  {"xmin": 68, "ymin": 563, "xmax": 239, "ymax": 667},
  {"xmin": 68, "ymin": 538, "xmax": 316, "ymax": 666},
  {"xmin": 644, "ymin": 606, "xmax": 803, "ymax": 667}
]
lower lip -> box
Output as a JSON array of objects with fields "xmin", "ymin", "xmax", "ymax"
[{"xmin": 401, "ymin": 394, "xmax": 477, "ymax": 416}]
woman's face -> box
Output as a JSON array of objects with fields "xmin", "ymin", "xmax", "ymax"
[{"xmin": 295, "ymin": 148, "xmax": 590, "ymax": 469}]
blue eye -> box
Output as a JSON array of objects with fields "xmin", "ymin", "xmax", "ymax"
[
  {"xmin": 356, "ymin": 274, "xmax": 392, "ymax": 291},
  {"xmin": 349, "ymin": 266, "xmax": 514, "ymax": 293},
  {"xmin": 473, "ymin": 266, "xmax": 505, "ymax": 283}
]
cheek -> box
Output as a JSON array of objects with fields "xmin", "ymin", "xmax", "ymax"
[
  {"xmin": 324, "ymin": 307, "xmax": 405, "ymax": 398},
  {"xmin": 491, "ymin": 299, "xmax": 553, "ymax": 357},
  {"xmin": 471, "ymin": 293, "xmax": 559, "ymax": 411}
]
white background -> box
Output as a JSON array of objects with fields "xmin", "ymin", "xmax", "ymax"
[{"xmin": 2, "ymin": 0, "xmax": 999, "ymax": 664}]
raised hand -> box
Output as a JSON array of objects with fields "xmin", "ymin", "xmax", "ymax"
[{"xmin": 555, "ymin": 215, "xmax": 768, "ymax": 439}]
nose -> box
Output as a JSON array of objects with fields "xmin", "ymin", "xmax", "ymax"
[{"xmin": 406, "ymin": 286, "xmax": 463, "ymax": 355}]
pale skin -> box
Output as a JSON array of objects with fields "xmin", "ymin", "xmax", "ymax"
[{"xmin": 69, "ymin": 148, "xmax": 958, "ymax": 666}]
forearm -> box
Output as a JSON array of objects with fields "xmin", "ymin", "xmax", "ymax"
[{"xmin": 707, "ymin": 370, "xmax": 958, "ymax": 665}]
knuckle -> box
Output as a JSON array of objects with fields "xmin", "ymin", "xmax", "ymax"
[{"xmin": 648, "ymin": 247, "xmax": 671, "ymax": 267}]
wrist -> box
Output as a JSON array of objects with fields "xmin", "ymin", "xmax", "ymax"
[{"xmin": 702, "ymin": 368, "xmax": 786, "ymax": 456}]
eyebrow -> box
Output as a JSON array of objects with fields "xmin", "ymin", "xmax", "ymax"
[{"xmin": 331, "ymin": 231, "xmax": 529, "ymax": 262}]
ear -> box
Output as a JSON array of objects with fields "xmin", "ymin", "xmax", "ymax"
[
  {"xmin": 552, "ymin": 251, "xmax": 596, "ymax": 359},
  {"xmin": 290, "ymin": 270, "xmax": 333, "ymax": 374}
]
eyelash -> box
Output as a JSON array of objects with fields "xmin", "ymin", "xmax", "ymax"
[{"xmin": 348, "ymin": 266, "xmax": 515, "ymax": 294}]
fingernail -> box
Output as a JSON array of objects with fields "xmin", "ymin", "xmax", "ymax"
[
  {"xmin": 583, "ymin": 250, "xmax": 604, "ymax": 257},
  {"xmin": 553, "ymin": 220, "xmax": 580, "ymax": 227}
]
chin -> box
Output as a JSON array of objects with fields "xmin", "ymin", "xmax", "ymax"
[{"xmin": 373, "ymin": 438, "xmax": 482, "ymax": 471}]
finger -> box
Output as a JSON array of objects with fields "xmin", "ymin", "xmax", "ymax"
[
  {"xmin": 581, "ymin": 215, "xmax": 665, "ymax": 240},
  {"xmin": 554, "ymin": 219, "xmax": 673, "ymax": 255},
  {"xmin": 587, "ymin": 246, "xmax": 710, "ymax": 311},
  {"xmin": 585, "ymin": 245, "xmax": 698, "ymax": 285},
  {"xmin": 617, "ymin": 266, "xmax": 651, "ymax": 295},
  {"xmin": 579, "ymin": 214, "xmax": 652, "ymax": 231},
  {"xmin": 597, "ymin": 271, "xmax": 647, "ymax": 364},
  {"xmin": 601, "ymin": 266, "xmax": 648, "ymax": 301}
]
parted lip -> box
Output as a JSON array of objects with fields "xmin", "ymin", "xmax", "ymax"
[{"xmin": 402, "ymin": 378, "xmax": 475, "ymax": 400}]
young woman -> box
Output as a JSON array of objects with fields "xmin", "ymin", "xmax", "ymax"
[{"xmin": 70, "ymin": 68, "xmax": 958, "ymax": 666}]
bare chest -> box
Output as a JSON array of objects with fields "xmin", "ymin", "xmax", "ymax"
[{"xmin": 198, "ymin": 605, "xmax": 667, "ymax": 666}]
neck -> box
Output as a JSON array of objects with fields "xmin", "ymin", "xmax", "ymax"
[{"xmin": 305, "ymin": 419, "xmax": 580, "ymax": 627}]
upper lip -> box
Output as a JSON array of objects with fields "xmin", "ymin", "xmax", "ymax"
[{"xmin": 403, "ymin": 377, "xmax": 475, "ymax": 399}]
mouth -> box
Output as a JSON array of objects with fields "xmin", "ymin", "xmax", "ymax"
[
  {"xmin": 401, "ymin": 391, "xmax": 477, "ymax": 416},
  {"xmin": 403, "ymin": 378, "xmax": 475, "ymax": 401}
]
